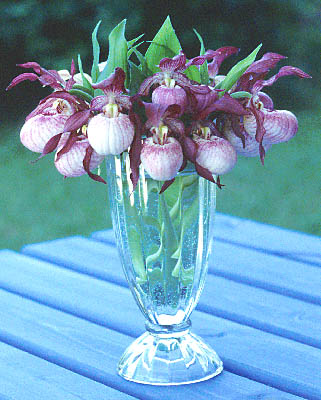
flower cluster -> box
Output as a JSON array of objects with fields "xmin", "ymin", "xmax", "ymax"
[{"xmin": 7, "ymin": 20, "xmax": 310, "ymax": 192}]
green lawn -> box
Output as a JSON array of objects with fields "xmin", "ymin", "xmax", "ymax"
[{"xmin": 1, "ymin": 109, "xmax": 320, "ymax": 250}]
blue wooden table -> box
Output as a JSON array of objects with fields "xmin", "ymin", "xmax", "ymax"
[{"xmin": 0, "ymin": 213, "xmax": 320, "ymax": 399}]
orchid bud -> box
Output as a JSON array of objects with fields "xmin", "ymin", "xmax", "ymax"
[
  {"xmin": 152, "ymin": 85, "xmax": 187, "ymax": 115},
  {"xmin": 54, "ymin": 134, "xmax": 104, "ymax": 177},
  {"xmin": 194, "ymin": 135, "xmax": 237, "ymax": 175},
  {"xmin": 140, "ymin": 137, "xmax": 183, "ymax": 181},
  {"xmin": 244, "ymin": 109, "xmax": 298, "ymax": 144},
  {"xmin": 87, "ymin": 107, "xmax": 135, "ymax": 155},
  {"xmin": 224, "ymin": 123, "xmax": 272, "ymax": 157},
  {"xmin": 20, "ymin": 99, "xmax": 74, "ymax": 153}
]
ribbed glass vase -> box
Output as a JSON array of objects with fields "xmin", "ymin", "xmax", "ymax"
[{"xmin": 106, "ymin": 153, "xmax": 223, "ymax": 385}]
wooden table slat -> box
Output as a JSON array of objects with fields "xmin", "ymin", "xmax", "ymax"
[
  {"xmin": 0, "ymin": 250, "xmax": 320, "ymax": 399},
  {"xmin": 22, "ymin": 237, "xmax": 321, "ymax": 348},
  {"xmin": 0, "ymin": 288, "xmax": 303, "ymax": 400},
  {"xmin": 213, "ymin": 213, "xmax": 321, "ymax": 266},
  {"xmin": 89, "ymin": 230, "xmax": 321, "ymax": 305},
  {"xmin": 0, "ymin": 342, "xmax": 135, "ymax": 400}
]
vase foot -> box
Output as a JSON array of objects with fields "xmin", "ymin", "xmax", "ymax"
[{"xmin": 118, "ymin": 322, "xmax": 223, "ymax": 385}]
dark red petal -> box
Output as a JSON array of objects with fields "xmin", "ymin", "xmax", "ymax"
[
  {"xmin": 252, "ymin": 65, "xmax": 312, "ymax": 94},
  {"xmin": 31, "ymin": 133, "xmax": 63, "ymax": 162},
  {"xmin": 159, "ymin": 53, "xmax": 187, "ymax": 72},
  {"xmin": 163, "ymin": 104, "xmax": 182, "ymax": 119},
  {"xmin": 91, "ymin": 67, "xmax": 126, "ymax": 93},
  {"xmin": 90, "ymin": 96, "xmax": 109, "ymax": 111},
  {"xmin": 159, "ymin": 178, "xmax": 175, "ymax": 194},
  {"xmin": 40, "ymin": 91, "xmax": 89, "ymax": 110},
  {"xmin": 237, "ymin": 52, "xmax": 286, "ymax": 92},
  {"xmin": 179, "ymin": 156, "xmax": 187, "ymax": 172},
  {"xmin": 206, "ymin": 47, "xmax": 240, "ymax": 78},
  {"xmin": 17, "ymin": 62, "xmax": 44, "ymax": 74},
  {"xmin": 185, "ymin": 55, "xmax": 206, "ymax": 69},
  {"xmin": 230, "ymin": 115, "xmax": 246, "ymax": 148},
  {"xmin": 138, "ymin": 73, "xmax": 163, "ymax": 96},
  {"xmin": 200, "ymin": 93, "xmax": 248, "ymax": 119},
  {"xmin": 70, "ymin": 59, "xmax": 76, "ymax": 76},
  {"xmin": 195, "ymin": 162, "xmax": 216, "ymax": 183},
  {"xmin": 6, "ymin": 73, "xmax": 39, "ymax": 90},
  {"xmin": 181, "ymin": 135, "xmax": 197, "ymax": 163},
  {"xmin": 165, "ymin": 118, "xmax": 185, "ymax": 136},
  {"xmin": 63, "ymin": 110, "xmax": 91, "ymax": 133},
  {"xmin": 55, "ymin": 132, "xmax": 79, "ymax": 162},
  {"xmin": 38, "ymin": 74, "xmax": 62, "ymax": 89},
  {"xmin": 129, "ymin": 111, "xmax": 142, "ymax": 190},
  {"xmin": 83, "ymin": 145, "xmax": 106, "ymax": 184}
]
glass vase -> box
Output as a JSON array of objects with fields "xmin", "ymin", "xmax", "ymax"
[{"xmin": 106, "ymin": 153, "xmax": 223, "ymax": 385}]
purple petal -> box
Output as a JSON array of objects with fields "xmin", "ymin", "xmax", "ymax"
[
  {"xmin": 230, "ymin": 115, "xmax": 246, "ymax": 148},
  {"xmin": 91, "ymin": 67, "xmax": 126, "ymax": 93},
  {"xmin": 83, "ymin": 145, "xmax": 106, "ymax": 184},
  {"xmin": 237, "ymin": 52, "xmax": 286, "ymax": 92},
  {"xmin": 6, "ymin": 73, "xmax": 39, "ymax": 90},
  {"xmin": 206, "ymin": 47, "xmax": 240, "ymax": 78},
  {"xmin": 129, "ymin": 112, "xmax": 142, "ymax": 190},
  {"xmin": 165, "ymin": 118, "xmax": 185, "ymax": 136},
  {"xmin": 252, "ymin": 66, "xmax": 312, "ymax": 94},
  {"xmin": 181, "ymin": 135, "xmax": 197, "ymax": 163},
  {"xmin": 55, "ymin": 133, "xmax": 80, "ymax": 162},
  {"xmin": 185, "ymin": 55, "xmax": 206, "ymax": 69},
  {"xmin": 17, "ymin": 62, "xmax": 44, "ymax": 74},
  {"xmin": 31, "ymin": 133, "xmax": 63, "ymax": 162},
  {"xmin": 159, "ymin": 53, "xmax": 187, "ymax": 72},
  {"xmin": 63, "ymin": 110, "xmax": 91, "ymax": 133},
  {"xmin": 138, "ymin": 73, "xmax": 163, "ymax": 96},
  {"xmin": 38, "ymin": 74, "xmax": 62, "ymax": 89},
  {"xmin": 90, "ymin": 96, "xmax": 109, "ymax": 111},
  {"xmin": 258, "ymin": 91, "xmax": 274, "ymax": 110},
  {"xmin": 200, "ymin": 93, "xmax": 248, "ymax": 119}
]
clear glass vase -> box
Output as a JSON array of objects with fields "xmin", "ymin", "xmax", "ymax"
[{"xmin": 106, "ymin": 153, "xmax": 223, "ymax": 385}]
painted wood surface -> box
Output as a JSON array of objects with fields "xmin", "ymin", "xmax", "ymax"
[
  {"xmin": 1, "ymin": 214, "xmax": 320, "ymax": 399},
  {"xmin": 23, "ymin": 236, "xmax": 321, "ymax": 348},
  {"xmin": 1, "ymin": 248, "xmax": 321, "ymax": 398}
]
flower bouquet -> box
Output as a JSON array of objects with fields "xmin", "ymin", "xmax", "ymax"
[{"xmin": 7, "ymin": 16, "xmax": 310, "ymax": 385}]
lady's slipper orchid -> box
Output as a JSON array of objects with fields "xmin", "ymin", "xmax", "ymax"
[
  {"xmin": 54, "ymin": 133, "xmax": 104, "ymax": 179},
  {"xmin": 194, "ymin": 135, "xmax": 237, "ymax": 175},
  {"xmin": 229, "ymin": 55, "xmax": 311, "ymax": 162},
  {"xmin": 141, "ymin": 137, "xmax": 183, "ymax": 181},
  {"xmin": 138, "ymin": 102, "xmax": 184, "ymax": 183},
  {"xmin": 19, "ymin": 98, "xmax": 75, "ymax": 153},
  {"xmin": 87, "ymin": 68, "xmax": 135, "ymax": 155},
  {"xmin": 139, "ymin": 52, "xmax": 210, "ymax": 112},
  {"xmin": 223, "ymin": 120, "xmax": 272, "ymax": 157}
]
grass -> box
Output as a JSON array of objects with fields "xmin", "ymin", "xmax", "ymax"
[{"xmin": 0, "ymin": 109, "xmax": 320, "ymax": 250}]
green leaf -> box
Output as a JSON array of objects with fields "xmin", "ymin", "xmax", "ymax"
[
  {"xmin": 91, "ymin": 21, "xmax": 102, "ymax": 84},
  {"xmin": 127, "ymin": 41, "xmax": 144, "ymax": 58},
  {"xmin": 132, "ymin": 48, "xmax": 148, "ymax": 74},
  {"xmin": 230, "ymin": 91, "xmax": 252, "ymax": 99},
  {"xmin": 128, "ymin": 61, "xmax": 146, "ymax": 94},
  {"xmin": 145, "ymin": 16, "xmax": 182, "ymax": 74},
  {"xmin": 72, "ymin": 84, "xmax": 94, "ymax": 97},
  {"xmin": 98, "ymin": 19, "xmax": 129, "ymax": 86},
  {"xmin": 184, "ymin": 65, "xmax": 201, "ymax": 82},
  {"xmin": 128, "ymin": 33, "xmax": 144, "ymax": 48},
  {"xmin": 193, "ymin": 29, "xmax": 209, "ymax": 85},
  {"xmin": 77, "ymin": 55, "xmax": 93, "ymax": 93},
  {"xmin": 68, "ymin": 88, "xmax": 93, "ymax": 103},
  {"xmin": 216, "ymin": 43, "xmax": 262, "ymax": 96}
]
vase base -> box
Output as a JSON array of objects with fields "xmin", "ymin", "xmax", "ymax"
[{"xmin": 118, "ymin": 325, "xmax": 223, "ymax": 385}]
